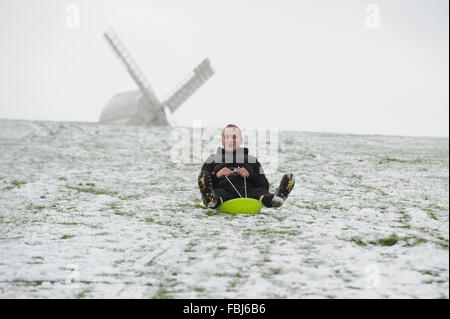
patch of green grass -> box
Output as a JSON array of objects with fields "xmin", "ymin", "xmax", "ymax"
[
  {"xmin": 423, "ymin": 279, "xmax": 446, "ymax": 285},
  {"xmin": 369, "ymin": 234, "xmax": 399, "ymax": 246},
  {"xmin": 66, "ymin": 185, "xmax": 116, "ymax": 196},
  {"xmin": 153, "ymin": 285, "xmax": 171, "ymax": 299},
  {"xmin": 11, "ymin": 180, "xmax": 27, "ymax": 187},
  {"xmin": 358, "ymin": 184, "xmax": 377, "ymax": 193},
  {"xmin": 4, "ymin": 180, "xmax": 27, "ymax": 191},
  {"xmin": 427, "ymin": 211, "xmax": 438, "ymax": 220},
  {"xmin": 177, "ymin": 202, "xmax": 207, "ymax": 210},
  {"xmin": 26, "ymin": 203, "xmax": 46, "ymax": 214},
  {"xmin": 350, "ymin": 173, "xmax": 362, "ymax": 180},
  {"xmin": 403, "ymin": 236, "xmax": 428, "ymax": 247},
  {"xmin": 419, "ymin": 270, "xmax": 440, "ymax": 277},
  {"xmin": 254, "ymin": 227, "xmax": 300, "ymax": 237},
  {"xmin": 229, "ymin": 281, "xmax": 238, "ymax": 289},
  {"xmin": 119, "ymin": 194, "xmax": 141, "ymax": 200},
  {"xmin": 347, "ymin": 234, "xmax": 409, "ymax": 247},
  {"xmin": 114, "ymin": 259, "xmax": 125, "ymax": 266},
  {"xmin": 295, "ymin": 201, "xmax": 333, "ymax": 212},
  {"xmin": 270, "ymin": 215, "xmax": 285, "ymax": 222},
  {"xmin": 263, "ymin": 257, "xmax": 271, "ymax": 263},
  {"xmin": 424, "ymin": 204, "xmax": 445, "ymax": 220},
  {"xmin": 113, "ymin": 211, "xmax": 134, "ymax": 217},
  {"xmin": 204, "ymin": 210, "xmax": 220, "ymax": 217},
  {"xmin": 146, "ymin": 254, "xmax": 161, "ymax": 267},
  {"xmin": 164, "ymin": 207, "xmax": 181, "ymax": 213},
  {"xmin": 300, "ymin": 201, "xmax": 319, "ymax": 211},
  {"xmin": 378, "ymin": 157, "xmax": 425, "ymax": 165},
  {"xmin": 349, "ymin": 237, "xmax": 367, "ymax": 246},
  {"xmin": 396, "ymin": 211, "xmax": 411, "ymax": 224},
  {"xmin": 272, "ymin": 268, "xmax": 281, "ymax": 275},
  {"xmin": 27, "ymin": 280, "xmax": 43, "ymax": 286},
  {"xmin": 108, "ymin": 201, "xmax": 134, "ymax": 217},
  {"xmin": 378, "ymin": 157, "xmax": 407, "ymax": 164},
  {"xmin": 256, "ymin": 228, "xmax": 272, "ymax": 236},
  {"xmin": 437, "ymin": 241, "xmax": 448, "ymax": 249},
  {"xmin": 61, "ymin": 234, "xmax": 75, "ymax": 240},
  {"xmin": 278, "ymin": 229, "xmax": 300, "ymax": 236},
  {"xmin": 75, "ymin": 289, "xmax": 90, "ymax": 299}
]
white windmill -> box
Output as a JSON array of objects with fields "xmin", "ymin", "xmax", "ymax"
[{"xmin": 99, "ymin": 28, "xmax": 214, "ymax": 125}]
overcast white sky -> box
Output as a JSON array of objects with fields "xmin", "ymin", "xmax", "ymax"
[{"xmin": 0, "ymin": 0, "xmax": 448, "ymax": 137}]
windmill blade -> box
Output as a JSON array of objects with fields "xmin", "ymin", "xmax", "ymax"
[
  {"xmin": 162, "ymin": 58, "xmax": 214, "ymax": 113},
  {"xmin": 104, "ymin": 28, "xmax": 162, "ymax": 111}
]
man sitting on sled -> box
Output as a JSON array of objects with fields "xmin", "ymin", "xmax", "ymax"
[{"xmin": 198, "ymin": 124, "xmax": 295, "ymax": 209}]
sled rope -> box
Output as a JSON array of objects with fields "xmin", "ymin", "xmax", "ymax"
[{"xmin": 225, "ymin": 174, "xmax": 247, "ymax": 198}]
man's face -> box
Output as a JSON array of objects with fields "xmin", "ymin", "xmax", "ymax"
[{"xmin": 222, "ymin": 127, "xmax": 243, "ymax": 151}]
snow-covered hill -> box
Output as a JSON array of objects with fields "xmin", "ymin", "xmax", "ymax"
[{"xmin": 0, "ymin": 119, "xmax": 448, "ymax": 298}]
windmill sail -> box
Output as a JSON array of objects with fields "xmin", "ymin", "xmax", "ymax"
[
  {"xmin": 162, "ymin": 59, "xmax": 214, "ymax": 113},
  {"xmin": 104, "ymin": 28, "xmax": 162, "ymax": 110}
]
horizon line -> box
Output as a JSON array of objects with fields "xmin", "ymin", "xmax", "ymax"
[{"xmin": 0, "ymin": 117, "xmax": 448, "ymax": 140}]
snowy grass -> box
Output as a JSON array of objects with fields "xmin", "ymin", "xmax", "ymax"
[{"xmin": 0, "ymin": 119, "xmax": 448, "ymax": 298}]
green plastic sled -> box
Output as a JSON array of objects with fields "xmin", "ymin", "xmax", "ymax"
[{"xmin": 217, "ymin": 198, "xmax": 264, "ymax": 215}]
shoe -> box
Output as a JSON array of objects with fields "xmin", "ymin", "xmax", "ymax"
[
  {"xmin": 198, "ymin": 171, "xmax": 220, "ymax": 208},
  {"xmin": 271, "ymin": 195, "xmax": 284, "ymax": 207},
  {"xmin": 207, "ymin": 199, "xmax": 221, "ymax": 209},
  {"xmin": 274, "ymin": 173, "xmax": 295, "ymax": 201}
]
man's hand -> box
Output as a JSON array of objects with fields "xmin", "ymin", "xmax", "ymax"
[
  {"xmin": 216, "ymin": 167, "xmax": 233, "ymax": 178},
  {"xmin": 235, "ymin": 167, "xmax": 249, "ymax": 178}
]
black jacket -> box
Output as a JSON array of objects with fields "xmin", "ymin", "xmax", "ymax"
[{"xmin": 200, "ymin": 147, "xmax": 269, "ymax": 191}]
